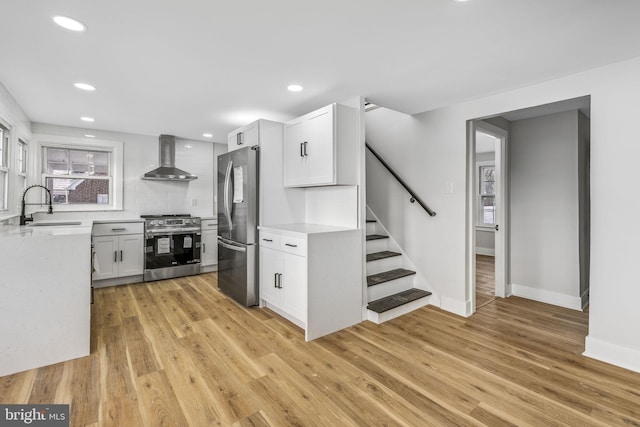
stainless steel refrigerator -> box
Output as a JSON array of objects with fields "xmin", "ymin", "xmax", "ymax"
[{"xmin": 217, "ymin": 147, "xmax": 258, "ymax": 306}]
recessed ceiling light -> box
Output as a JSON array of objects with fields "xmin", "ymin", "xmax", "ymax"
[
  {"xmin": 202, "ymin": 133, "xmax": 213, "ymax": 138},
  {"xmin": 85, "ymin": 134, "xmax": 95, "ymax": 138},
  {"xmin": 74, "ymin": 82, "xmax": 95, "ymax": 91},
  {"xmin": 80, "ymin": 116, "xmax": 95, "ymax": 122},
  {"xmin": 53, "ymin": 16, "xmax": 86, "ymax": 32},
  {"xmin": 287, "ymin": 84, "xmax": 303, "ymax": 92}
]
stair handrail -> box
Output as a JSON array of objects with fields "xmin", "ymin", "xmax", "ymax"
[{"xmin": 366, "ymin": 142, "xmax": 436, "ymax": 217}]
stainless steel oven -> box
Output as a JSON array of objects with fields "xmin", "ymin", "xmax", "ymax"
[{"xmin": 142, "ymin": 215, "xmax": 201, "ymax": 281}]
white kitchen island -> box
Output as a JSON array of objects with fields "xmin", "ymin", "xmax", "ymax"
[{"xmin": 0, "ymin": 221, "xmax": 92, "ymax": 376}]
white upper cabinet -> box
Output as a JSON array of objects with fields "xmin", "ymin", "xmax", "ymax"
[
  {"xmin": 228, "ymin": 121, "xmax": 259, "ymax": 152},
  {"xmin": 283, "ymin": 103, "xmax": 358, "ymax": 187}
]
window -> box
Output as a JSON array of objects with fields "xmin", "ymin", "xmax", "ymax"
[
  {"xmin": 17, "ymin": 139, "xmax": 27, "ymax": 175},
  {"xmin": 38, "ymin": 135, "xmax": 123, "ymax": 211},
  {"xmin": 43, "ymin": 147, "xmax": 111, "ymax": 205},
  {"xmin": 0, "ymin": 125, "xmax": 8, "ymax": 211},
  {"xmin": 478, "ymin": 164, "xmax": 495, "ymax": 226}
]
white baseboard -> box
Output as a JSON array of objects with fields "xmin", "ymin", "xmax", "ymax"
[
  {"xmin": 440, "ymin": 296, "xmax": 468, "ymax": 317},
  {"xmin": 475, "ymin": 248, "xmax": 495, "ymax": 256},
  {"xmin": 584, "ymin": 335, "xmax": 640, "ymax": 374},
  {"xmin": 511, "ymin": 283, "xmax": 583, "ymax": 311}
]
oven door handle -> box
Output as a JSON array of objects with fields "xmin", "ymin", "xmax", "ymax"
[
  {"xmin": 218, "ymin": 237, "xmax": 246, "ymax": 253},
  {"xmin": 145, "ymin": 230, "xmax": 201, "ymax": 237}
]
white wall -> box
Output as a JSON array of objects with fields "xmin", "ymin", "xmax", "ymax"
[
  {"xmin": 366, "ymin": 55, "xmax": 640, "ymax": 372},
  {"xmin": 30, "ymin": 123, "xmax": 222, "ymax": 220},
  {"xmin": 509, "ymin": 111, "xmax": 582, "ymax": 308}
]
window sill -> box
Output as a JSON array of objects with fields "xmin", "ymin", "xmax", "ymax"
[
  {"xmin": 0, "ymin": 213, "xmax": 19, "ymax": 222},
  {"xmin": 476, "ymin": 225, "xmax": 496, "ymax": 232},
  {"xmin": 50, "ymin": 206, "xmax": 124, "ymax": 213}
]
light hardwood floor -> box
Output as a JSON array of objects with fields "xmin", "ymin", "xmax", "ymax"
[
  {"xmin": 476, "ymin": 254, "xmax": 495, "ymax": 309},
  {"xmin": 2, "ymin": 273, "xmax": 640, "ymax": 426}
]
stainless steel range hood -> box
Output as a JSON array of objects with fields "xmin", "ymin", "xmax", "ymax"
[{"xmin": 142, "ymin": 134, "xmax": 197, "ymax": 181}]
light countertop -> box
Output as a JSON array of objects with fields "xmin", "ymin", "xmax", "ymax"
[
  {"xmin": 0, "ymin": 220, "xmax": 93, "ymax": 238},
  {"xmin": 259, "ymin": 223, "xmax": 359, "ymax": 236}
]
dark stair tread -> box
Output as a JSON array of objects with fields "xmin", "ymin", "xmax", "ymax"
[
  {"xmin": 366, "ymin": 234, "xmax": 388, "ymax": 241},
  {"xmin": 366, "ymin": 219, "xmax": 376, "ymax": 223},
  {"xmin": 367, "ymin": 289, "xmax": 432, "ymax": 314},
  {"xmin": 367, "ymin": 268, "xmax": 416, "ymax": 287},
  {"xmin": 367, "ymin": 251, "xmax": 402, "ymax": 262}
]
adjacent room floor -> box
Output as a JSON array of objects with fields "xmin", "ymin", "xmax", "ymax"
[
  {"xmin": 1, "ymin": 273, "xmax": 639, "ymax": 426},
  {"xmin": 476, "ymin": 254, "xmax": 495, "ymax": 309}
]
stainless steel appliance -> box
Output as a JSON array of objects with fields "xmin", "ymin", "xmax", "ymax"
[
  {"xmin": 142, "ymin": 135, "xmax": 198, "ymax": 181},
  {"xmin": 217, "ymin": 147, "xmax": 258, "ymax": 306},
  {"xmin": 142, "ymin": 214, "xmax": 202, "ymax": 281}
]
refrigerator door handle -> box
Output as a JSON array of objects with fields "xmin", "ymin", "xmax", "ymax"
[
  {"xmin": 218, "ymin": 237, "xmax": 247, "ymax": 253},
  {"xmin": 224, "ymin": 160, "xmax": 233, "ymax": 231}
]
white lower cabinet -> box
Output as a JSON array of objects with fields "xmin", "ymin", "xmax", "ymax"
[
  {"xmin": 92, "ymin": 221, "xmax": 144, "ymax": 286},
  {"xmin": 201, "ymin": 219, "xmax": 218, "ymax": 272},
  {"xmin": 260, "ymin": 246, "xmax": 306, "ymax": 324},
  {"xmin": 258, "ymin": 225, "xmax": 362, "ymax": 341}
]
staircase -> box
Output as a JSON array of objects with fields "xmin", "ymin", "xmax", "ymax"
[{"xmin": 365, "ymin": 216, "xmax": 432, "ymax": 323}]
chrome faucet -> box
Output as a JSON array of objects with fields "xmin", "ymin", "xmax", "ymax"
[{"xmin": 20, "ymin": 184, "xmax": 53, "ymax": 225}]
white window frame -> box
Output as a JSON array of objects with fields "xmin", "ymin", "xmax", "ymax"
[
  {"xmin": 477, "ymin": 160, "xmax": 496, "ymax": 228},
  {"xmin": 36, "ymin": 135, "xmax": 123, "ymax": 212},
  {"xmin": 0, "ymin": 124, "xmax": 9, "ymax": 212},
  {"xmin": 17, "ymin": 138, "xmax": 27, "ymax": 176}
]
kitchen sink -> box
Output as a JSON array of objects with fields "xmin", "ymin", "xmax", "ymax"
[{"xmin": 28, "ymin": 221, "xmax": 83, "ymax": 227}]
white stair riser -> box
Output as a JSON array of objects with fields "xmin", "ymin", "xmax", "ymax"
[
  {"xmin": 368, "ymin": 275, "xmax": 415, "ymax": 301},
  {"xmin": 367, "ymin": 295, "xmax": 431, "ymax": 324},
  {"xmin": 366, "ymin": 256, "xmax": 404, "ymax": 275},
  {"xmin": 366, "ymin": 238, "xmax": 389, "ymax": 253},
  {"xmin": 366, "ymin": 222, "xmax": 377, "ymax": 234}
]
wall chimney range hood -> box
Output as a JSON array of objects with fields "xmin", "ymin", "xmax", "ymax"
[{"xmin": 142, "ymin": 134, "xmax": 197, "ymax": 181}]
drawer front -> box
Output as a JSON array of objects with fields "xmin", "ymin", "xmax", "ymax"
[
  {"xmin": 259, "ymin": 231, "xmax": 280, "ymax": 249},
  {"xmin": 280, "ymin": 235, "xmax": 306, "ymax": 256},
  {"xmin": 93, "ymin": 222, "xmax": 144, "ymax": 236},
  {"xmin": 201, "ymin": 220, "xmax": 218, "ymax": 230}
]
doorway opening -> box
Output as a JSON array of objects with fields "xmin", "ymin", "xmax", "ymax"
[
  {"xmin": 469, "ymin": 122, "xmax": 508, "ymax": 313},
  {"xmin": 467, "ymin": 96, "xmax": 591, "ymax": 315}
]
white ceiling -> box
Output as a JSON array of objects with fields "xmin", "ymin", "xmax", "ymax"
[{"xmin": 1, "ymin": 0, "xmax": 640, "ymax": 143}]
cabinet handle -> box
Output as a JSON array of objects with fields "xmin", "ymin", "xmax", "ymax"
[
  {"xmin": 262, "ymin": 238, "xmax": 273, "ymax": 242},
  {"xmin": 274, "ymin": 273, "xmax": 278, "ymax": 288},
  {"xmin": 285, "ymin": 243, "xmax": 298, "ymax": 248},
  {"xmin": 120, "ymin": 250, "xmax": 123, "ymax": 262},
  {"xmin": 202, "ymin": 243, "xmax": 206, "ymax": 253},
  {"xmin": 114, "ymin": 251, "xmax": 118, "ymax": 262},
  {"xmin": 303, "ymin": 141, "xmax": 308, "ymax": 156},
  {"xmin": 111, "ymin": 227, "xmax": 126, "ymax": 232},
  {"xmin": 237, "ymin": 132, "xmax": 243, "ymax": 145},
  {"xmin": 277, "ymin": 273, "xmax": 283, "ymax": 289},
  {"xmin": 300, "ymin": 142, "xmax": 304, "ymax": 157}
]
